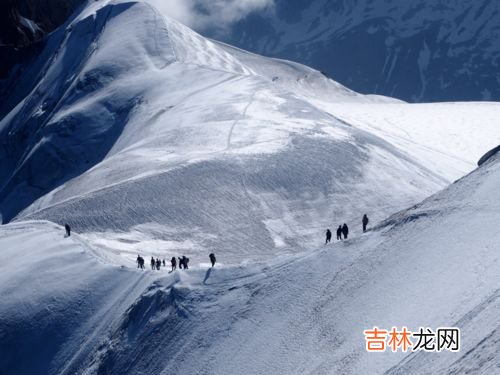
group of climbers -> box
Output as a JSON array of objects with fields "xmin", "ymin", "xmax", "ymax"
[
  {"xmin": 64, "ymin": 213, "xmax": 369, "ymax": 275},
  {"xmin": 326, "ymin": 214, "xmax": 369, "ymax": 244},
  {"xmin": 135, "ymin": 253, "xmax": 216, "ymax": 271},
  {"xmin": 63, "ymin": 223, "xmax": 216, "ymax": 272}
]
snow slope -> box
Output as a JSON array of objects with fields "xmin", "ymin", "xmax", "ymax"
[
  {"xmin": 317, "ymin": 101, "xmax": 500, "ymax": 182},
  {"xmin": 0, "ymin": 221, "xmax": 153, "ymax": 375},
  {"xmin": 1, "ymin": 145, "xmax": 499, "ymax": 375},
  {"xmin": 96, "ymin": 149, "xmax": 497, "ymax": 375},
  {"xmin": 0, "ymin": 0, "xmax": 498, "ymax": 267}
]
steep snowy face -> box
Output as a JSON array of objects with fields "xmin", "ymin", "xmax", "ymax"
[
  {"xmin": 0, "ymin": 0, "xmax": 498, "ymax": 265},
  {"xmin": 0, "ymin": 1, "xmax": 177, "ymax": 222},
  {"xmin": 0, "ymin": 221, "xmax": 153, "ymax": 375},
  {"xmin": 219, "ymin": 0, "xmax": 500, "ymax": 102}
]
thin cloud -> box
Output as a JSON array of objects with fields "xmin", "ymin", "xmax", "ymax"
[{"xmin": 145, "ymin": 0, "xmax": 274, "ymax": 33}]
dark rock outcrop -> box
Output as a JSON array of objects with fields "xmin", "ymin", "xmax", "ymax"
[
  {"xmin": 478, "ymin": 145, "xmax": 500, "ymax": 166},
  {"xmin": 0, "ymin": 0, "xmax": 85, "ymax": 78}
]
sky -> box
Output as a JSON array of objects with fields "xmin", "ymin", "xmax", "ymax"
[{"xmin": 145, "ymin": 0, "xmax": 274, "ymax": 34}]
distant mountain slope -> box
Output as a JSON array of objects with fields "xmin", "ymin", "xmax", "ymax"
[{"xmin": 219, "ymin": 0, "xmax": 500, "ymax": 102}]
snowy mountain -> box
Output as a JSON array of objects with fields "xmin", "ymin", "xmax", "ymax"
[
  {"xmin": 1, "ymin": 144, "xmax": 499, "ymax": 375},
  {"xmin": 219, "ymin": 0, "xmax": 500, "ymax": 102},
  {"xmin": 1, "ymin": 1, "xmax": 500, "ymax": 374},
  {"xmin": 1, "ymin": 0, "xmax": 498, "ymax": 265}
]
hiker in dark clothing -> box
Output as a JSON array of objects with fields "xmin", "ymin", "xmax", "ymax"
[
  {"xmin": 342, "ymin": 223, "xmax": 349, "ymax": 240},
  {"xmin": 171, "ymin": 257, "xmax": 177, "ymax": 271},
  {"xmin": 151, "ymin": 256, "xmax": 156, "ymax": 270},
  {"xmin": 64, "ymin": 224, "xmax": 71, "ymax": 237},
  {"xmin": 178, "ymin": 257, "xmax": 184, "ymax": 270},
  {"xmin": 137, "ymin": 255, "xmax": 143, "ymax": 269},
  {"xmin": 162, "ymin": 259, "xmax": 166, "ymax": 267},
  {"xmin": 209, "ymin": 253, "xmax": 216, "ymax": 267},
  {"xmin": 336, "ymin": 225, "xmax": 342, "ymax": 241},
  {"xmin": 325, "ymin": 229, "xmax": 332, "ymax": 244},
  {"xmin": 156, "ymin": 258, "xmax": 161, "ymax": 270},
  {"xmin": 362, "ymin": 214, "xmax": 369, "ymax": 232},
  {"xmin": 182, "ymin": 256, "xmax": 189, "ymax": 270}
]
